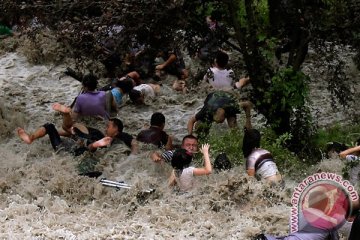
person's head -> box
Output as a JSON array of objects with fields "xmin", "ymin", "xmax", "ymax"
[
  {"xmin": 115, "ymin": 77, "xmax": 134, "ymax": 94},
  {"xmin": 150, "ymin": 112, "xmax": 165, "ymax": 128},
  {"xmin": 181, "ymin": 135, "xmax": 198, "ymax": 153},
  {"xmin": 171, "ymin": 148, "xmax": 193, "ymax": 170},
  {"xmin": 106, "ymin": 118, "xmax": 123, "ymax": 137},
  {"xmin": 326, "ymin": 141, "xmax": 348, "ymax": 158},
  {"xmin": 213, "ymin": 108, "xmax": 226, "ymax": 123},
  {"xmin": 82, "ymin": 73, "xmax": 98, "ymax": 91},
  {"xmin": 214, "ymin": 153, "xmax": 232, "ymax": 171},
  {"xmin": 215, "ymin": 51, "xmax": 229, "ymax": 69},
  {"xmin": 129, "ymin": 89, "xmax": 144, "ymax": 105},
  {"xmin": 242, "ymin": 128, "xmax": 261, "ymax": 158}
]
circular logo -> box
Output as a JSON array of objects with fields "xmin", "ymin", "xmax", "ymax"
[{"xmin": 300, "ymin": 182, "xmax": 351, "ymax": 231}]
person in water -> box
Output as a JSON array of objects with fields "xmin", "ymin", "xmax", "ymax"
[
  {"xmin": 151, "ymin": 134, "xmax": 198, "ymax": 163},
  {"xmin": 339, "ymin": 145, "xmax": 360, "ymax": 187},
  {"xmin": 187, "ymin": 91, "xmax": 252, "ymax": 136},
  {"xmin": 242, "ymin": 128, "xmax": 282, "ymax": 183},
  {"xmin": 129, "ymin": 83, "xmax": 161, "ymax": 105},
  {"xmin": 203, "ymin": 50, "xmax": 250, "ymax": 90},
  {"xmin": 136, "ymin": 112, "xmax": 173, "ymax": 150},
  {"xmin": 168, "ymin": 143, "xmax": 212, "ymax": 192},
  {"xmin": 72, "ymin": 73, "xmax": 109, "ymax": 120},
  {"xmin": 16, "ymin": 103, "xmax": 138, "ymax": 155},
  {"xmin": 254, "ymin": 194, "xmax": 360, "ymax": 240}
]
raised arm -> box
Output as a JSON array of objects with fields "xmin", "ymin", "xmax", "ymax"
[
  {"xmin": 235, "ymin": 77, "xmax": 250, "ymax": 89},
  {"xmin": 165, "ymin": 135, "xmax": 173, "ymax": 150},
  {"xmin": 193, "ymin": 143, "xmax": 212, "ymax": 176},
  {"xmin": 187, "ymin": 116, "xmax": 197, "ymax": 135},
  {"xmin": 156, "ymin": 54, "xmax": 177, "ymax": 70},
  {"xmin": 130, "ymin": 139, "xmax": 138, "ymax": 155},
  {"xmin": 246, "ymin": 168, "xmax": 255, "ymax": 177},
  {"xmin": 168, "ymin": 170, "xmax": 177, "ymax": 187},
  {"xmin": 339, "ymin": 145, "xmax": 360, "ymax": 159}
]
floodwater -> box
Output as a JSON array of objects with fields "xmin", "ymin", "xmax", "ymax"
[{"xmin": 0, "ymin": 42, "xmax": 358, "ymax": 239}]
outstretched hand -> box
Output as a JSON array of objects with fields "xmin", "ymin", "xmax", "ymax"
[
  {"xmin": 200, "ymin": 143, "xmax": 210, "ymax": 154},
  {"xmin": 155, "ymin": 64, "xmax": 165, "ymax": 70}
]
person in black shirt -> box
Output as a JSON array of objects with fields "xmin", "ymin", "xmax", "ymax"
[{"xmin": 137, "ymin": 112, "xmax": 173, "ymax": 150}]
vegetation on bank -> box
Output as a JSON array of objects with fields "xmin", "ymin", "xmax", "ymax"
[{"xmin": 196, "ymin": 123, "xmax": 360, "ymax": 179}]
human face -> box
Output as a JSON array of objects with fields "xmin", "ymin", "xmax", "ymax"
[
  {"xmin": 105, "ymin": 121, "xmax": 119, "ymax": 137},
  {"xmin": 182, "ymin": 138, "xmax": 198, "ymax": 153}
]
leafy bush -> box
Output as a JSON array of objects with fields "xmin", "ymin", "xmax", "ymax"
[
  {"xmin": 313, "ymin": 124, "xmax": 360, "ymax": 152},
  {"xmin": 196, "ymin": 127, "xmax": 306, "ymax": 178}
]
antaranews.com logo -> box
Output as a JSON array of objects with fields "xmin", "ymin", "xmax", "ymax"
[{"xmin": 290, "ymin": 172, "xmax": 358, "ymax": 233}]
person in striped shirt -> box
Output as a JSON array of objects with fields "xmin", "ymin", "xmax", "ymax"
[{"xmin": 151, "ymin": 135, "xmax": 198, "ymax": 163}]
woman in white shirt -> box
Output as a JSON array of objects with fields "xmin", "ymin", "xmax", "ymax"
[{"xmin": 169, "ymin": 144, "xmax": 212, "ymax": 192}]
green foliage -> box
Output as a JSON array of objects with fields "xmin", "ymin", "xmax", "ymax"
[
  {"xmin": 200, "ymin": 128, "xmax": 244, "ymax": 166},
  {"xmin": 253, "ymin": 0, "xmax": 270, "ymax": 27},
  {"xmin": 234, "ymin": 0, "xmax": 270, "ymax": 38},
  {"xmin": 260, "ymin": 68, "xmax": 313, "ymax": 144},
  {"xmin": 259, "ymin": 37, "xmax": 277, "ymax": 62},
  {"xmin": 313, "ymin": 124, "xmax": 360, "ymax": 151},
  {"xmin": 264, "ymin": 68, "xmax": 309, "ymax": 112},
  {"xmin": 261, "ymin": 129, "xmax": 306, "ymax": 176},
  {"xmin": 196, "ymin": 123, "xmax": 360, "ymax": 178},
  {"xmin": 197, "ymin": 127, "xmax": 306, "ymax": 177}
]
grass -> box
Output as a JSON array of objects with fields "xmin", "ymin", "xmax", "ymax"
[{"xmin": 193, "ymin": 122, "xmax": 360, "ymax": 179}]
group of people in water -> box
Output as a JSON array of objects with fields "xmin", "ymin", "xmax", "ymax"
[{"xmin": 8, "ymin": 10, "xmax": 360, "ymax": 240}]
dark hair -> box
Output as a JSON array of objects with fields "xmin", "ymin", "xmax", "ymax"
[
  {"xmin": 82, "ymin": 73, "xmax": 98, "ymax": 91},
  {"xmin": 115, "ymin": 77, "xmax": 134, "ymax": 94},
  {"xmin": 215, "ymin": 51, "xmax": 229, "ymax": 68},
  {"xmin": 214, "ymin": 153, "xmax": 232, "ymax": 171},
  {"xmin": 182, "ymin": 135, "xmax": 198, "ymax": 145},
  {"xmin": 242, "ymin": 128, "xmax": 261, "ymax": 158},
  {"xmin": 150, "ymin": 112, "xmax": 165, "ymax": 127},
  {"xmin": 129, "ymin": 89, "xmax": 142, "ymax": 103},
  {"xmin": 171, "ymin": 148, "xmax": 193, "ymax": 170},
  {"xmin": 109, "ymin": 118, "xmax": 123, "ymax": 132},
  {"xmin": 325, "ymin": 142, "xmax": 348, "ymax": 156}
]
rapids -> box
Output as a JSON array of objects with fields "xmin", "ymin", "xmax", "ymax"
[{"xmin": 0, "ymin": 42, "xmax": 358, "ymax": 239}]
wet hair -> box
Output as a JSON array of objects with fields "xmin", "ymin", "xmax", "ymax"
[
  {"xmin": 242, "ymin": 128, "xmax": 261, "ymax": 158},
  {"xmin": 150, "ymin": 112, "xmax": 165, "ymax": 127},
  {"xmin": 325, "ymin": 141, "xmax": 348, "ymax": 157},
  {"xmin": 214, "ymin": 153, "xmax": 232, "ymax": 171},
  {"xmin": 129, "ymin": 89, "xmax": 142, "ymax": 104},
  {"xmin": 182, "ymin": 135, "xmax": 198, "ymax": 145},
  {"xmin": 171, "ymin": 148, "xmax": 193, "ymax": 170},
  {"xmin": 82, "ymin": 73, "xmax": 98, "ymax": 91},
  {"xmin": 215, "ymin": 51, "xmax": 229, "ymax": 68},
  {"xmin": 109, "ymin": 118, "xmax": 123, "ymax": 132},
  {"xmin": 115, "ymin": 77, "xmax": 134, "ymax": 94}
]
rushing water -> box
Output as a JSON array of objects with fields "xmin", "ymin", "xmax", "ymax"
[{"xmin": 0, "ymin": 47, "xmax": 358, "ymax": 239}]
